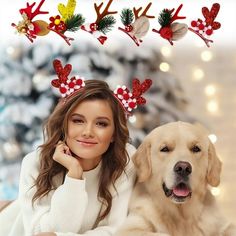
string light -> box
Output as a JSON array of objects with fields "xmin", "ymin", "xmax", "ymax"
[
  {"xmin": 160, "ymin": 46, "xmax": 172, "ymax": 58},
  {"xmin": 201, "ymin": 50, "xmax": 213, "ymax": 62},
  {"xmin": 159, "ymin": 62, "xmax": 170, "ymax": 72},
  {"xmin": 211, "ymin": 187, "xmax": 221, "ymax": 196},
  {"xmin": 208, "ymin": 134, "xmax": 217, "ymax": 143},
  {"xmin": 207, "ymin": 100, "xmax": 219, "ymax": 113},
  {"xmin": 193, "ymin": 68, "xmax": 205, "ymax": 81},
  {"xmin": 205, "ymin": 84, "xmax": 216, "ymax": 96}
]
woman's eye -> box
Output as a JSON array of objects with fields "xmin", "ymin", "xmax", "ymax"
[
  {"xmin": 191, "ymin": 145, "xmax": 201, "ymax": 153},
  {"xmin": 97, "ymin": 122, "xmax": 108, "ymax": 127},
  {"xmin": 73, "ymin": 119, "xmax": 84, "ymax": 124},
  {"xmin": 160, "ymin": 146, "xmax": 170, "ymax": 152}
]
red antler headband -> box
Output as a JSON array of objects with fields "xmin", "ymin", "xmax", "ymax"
[{"xmin": 51, "ymin": 59, "xmax": 152, "ymax": 116}]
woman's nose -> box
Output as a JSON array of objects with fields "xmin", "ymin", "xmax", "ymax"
[{"xmin": 82, "ymin": 124, "xmax": 94, "ymax": 138}]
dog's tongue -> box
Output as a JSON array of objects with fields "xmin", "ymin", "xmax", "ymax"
[{"xmin": 173, "ymin": 186, "xmax": 190, "ymax": 197}]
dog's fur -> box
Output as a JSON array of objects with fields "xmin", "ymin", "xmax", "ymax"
[{"xmin": 115, "ymin": 122, "xmax": 236, "ymax": 236}]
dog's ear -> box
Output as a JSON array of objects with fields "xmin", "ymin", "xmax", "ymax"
[
  {"xmin": 207, "ymin": 140, "xmax": 222, "ymax": 187},
  {"xmin": 132, "ymin": 139, "xmax": 152, "ymax": 183}
]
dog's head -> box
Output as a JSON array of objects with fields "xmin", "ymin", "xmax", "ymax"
[{"xmin": 132, "ymin": 121, "xmax": 222, "ymax": 204}]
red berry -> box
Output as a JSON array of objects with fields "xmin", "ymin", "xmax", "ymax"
[
  {"xmin": 123, "ymin": 93, "xmax": 130, "ymax": 100},
  {"xmin": 128, "ymin": 101, "xmax": 136, "ymax": 109},
  {"xmin": 191, "ymin": 21, "xmax": 197, "ymax": 27},
  {"xmin": 160, "ymin": 27, "xmax": 173, "ymax": 40},
  {"xmin": 76, "ymin": 79, "xmax": 83, "ymax": 86},
  {"xmin": 117, "ymin": 88, "xmax": 124, "ymax": 94},
  {"xmin": 60, "ymin": 87, "xmax": 67, "ymax": 94},
  {"xmin": 125, "ymin": 25, "xmax": 133, "ymax": 32},
  {"xmin": 206, "ymin": 29, "xmax": 213, "ymax": 35},
  {"xmin": 198, "ymin": 23, "xmax": 205, "ymax": 30},
  {"xmin": 68, "ymin": 82, "xmax": 74, "ymax": 88},
  {"xmin": 90, "ymin": 23, "xmax": 97, "ymax": 31}
]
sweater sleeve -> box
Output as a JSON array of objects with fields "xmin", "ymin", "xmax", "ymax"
[
  {"xmin": 18, "ymin": 151, "xmax": 88, "ymax": 235},
  {"xmin": 55, "ymin": 143, "xmax": 137, "ymax": 236}
]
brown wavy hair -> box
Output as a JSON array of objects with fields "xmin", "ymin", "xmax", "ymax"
[{"xmin": 32, "ymin": 80, "xmax": 129, "ymax": 221}]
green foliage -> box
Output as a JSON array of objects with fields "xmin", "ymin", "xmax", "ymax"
[
  {"xmin": 97, "ymin": 16, "xmax": 116, "ymax": 34},
  {"xmin": 65, "ymin": 14, "xmax": 85, "ymax": 32},
  {"xmin": 120, "ymin": 8, "xmax": 134, "ymax": 26},
  {"xmin": 158, "ymin": 10, "xmax": 172, "ymax": 27}
]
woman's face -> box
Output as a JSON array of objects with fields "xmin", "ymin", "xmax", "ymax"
[{"xmin": 66, "ymin": 99, "xmax": 115, "ymax": 170}]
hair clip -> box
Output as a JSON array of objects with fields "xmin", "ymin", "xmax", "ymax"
[
  {"xmin": 11, "ymin": 0, "xmax": 49, "ymax": 43},
  {"xmin": 80, "ymin": 0, "xmax": 117, "ymax": 45},
  {"xmin": 152, "ymin": 4, "xmax": 188, "ymax": 45},
  {"xmin": 12, "ymin": 0, "xmax": 85, "ymax": 46},
  {"xmin": 188, "ymin": 3, "xmax": 221, "ymax": 47},
  {"xmin": 113, "ymin": 78, "xmax": 152, "ymax": 115},
  {"xmin": 48, "ymin": 0, "xmax": 85, "ymax": 45},
  {"xmin": 51, "ymin": 59, "xmax": 85, "ymax": 98},
  {"xmin": 118, "ymin": 3, "xmax": 155, "ymax": 46}
]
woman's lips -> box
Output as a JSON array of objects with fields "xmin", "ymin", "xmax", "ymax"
[{"xmin": 77, "ymin": 140, "xmax": 98, "ymax": 146}]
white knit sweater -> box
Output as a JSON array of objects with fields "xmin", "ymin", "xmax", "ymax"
[{"xmin": 0, "ymin": 144, "xmax": 136, "ymax": 236}]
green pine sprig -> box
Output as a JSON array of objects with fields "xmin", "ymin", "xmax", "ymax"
[
  {"xmin": 65, "ymin": 14, "xmax": 85, "ymax": 32},
  {"xmin": 158, "ymin": 9, "xmax": 172, "ymax": 27},
  {"xmin": 97, "ymin": 15, "xmax": 116, "ymax": 34},
  {"xmin": 120, "ymin": 8, "xmax": 134, "ymax": 26}
]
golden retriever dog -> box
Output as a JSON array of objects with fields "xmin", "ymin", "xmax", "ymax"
[{"xmin": 115, "ymin": 121, "xmax": 236, "ymax": 236}]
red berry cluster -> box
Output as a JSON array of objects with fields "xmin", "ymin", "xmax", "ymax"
[
  {"xmin": 114, "ymin": 85, "xmax": 137, "ymax": 113},
  {"xmin": 191, "ymin": 19, "xmax": 213, "ymax": 36},
  {"xmin": 59, "ymin": 77, "xmax": 85, "ymax": 97}
]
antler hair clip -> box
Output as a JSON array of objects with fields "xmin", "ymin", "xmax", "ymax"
[
  {"xmin": 152, "ymin": 4, "xmax": 188, "ymax": 45},
  {"xmin": 11, "ymin": 0, "xmax": 49, "ymax": 42},
  {"xmin": 51, "ymin": 59, "xmax": 85, "ymax": 98},
  {"xmin": 12, "ymin": 0, "xmax": 85, "ymax": 45},
  {"xmin": 48, "ymin": 0, "xmax": 85, "ymax": 45},
  {"xmin": 188, "ymin": 3, "xmax": 221, "ymax": 47},
  {"xmin": 113, "ymin": 78, "xmax": 152, "ymax": 116},
  {"xmin": 81, "ymin": 0, "xmax": 117, "ymax": 45},
  {"xmin": 118, "ymin": 3, "xmax": 155, "ymax": 46}
]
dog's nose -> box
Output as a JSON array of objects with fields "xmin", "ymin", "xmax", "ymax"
[{"xmin": 174, "ymin": 161, "xmax": 192, "ymax": 177}]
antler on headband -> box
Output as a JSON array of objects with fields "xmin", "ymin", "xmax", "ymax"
[
  {"xmin": 51, "ymin": 59, "xmax": 85, "ymax": 97},
  {"xmin": 113, "ymin": 78, "xmax": 152, "ymax": 115}
]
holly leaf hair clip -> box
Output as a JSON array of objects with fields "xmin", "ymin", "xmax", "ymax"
[
  {"xmin": 48, "ymin": 0, "xmax": 85, "ymax": 45},
  {"xmin": 118, "ymin": 3, "xmax": 155, "ymax": 46},
  {"xmin": 11, "ymin": 0, "xmax": 49, "ymax": 43},
  {"xmin": 152, "ymin": 4, "xmax": 188, "ymax": 45},
  {"xmin": 81, "ymin": 0, "xmax": 117, "ymax": 45},
  {"xmin": 188, "ymin": 3, "xmax": 221, "ymax": 47}
]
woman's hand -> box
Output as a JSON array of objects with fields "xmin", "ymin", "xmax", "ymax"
[
  {"xmin": 34, "ymin": 233, "xmax": 56, "ymax": 236},
  {"xmin": 53, "ymin": 141, "xmax": 83, "ymax": 179}
]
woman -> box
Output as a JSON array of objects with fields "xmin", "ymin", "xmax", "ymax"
[{"xmin": 1, "ymin": 79, "xmax": 137, "ymax": 236}]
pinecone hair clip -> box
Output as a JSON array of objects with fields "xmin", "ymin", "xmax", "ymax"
[
  {"xmin": 118, "ymin": 3, "xmax": 155, "ymax": 46},
  {"xmin": 188, "ymin": 3, "xmax": 221, "ymax": 47},
  {"xmin": 81, "ymin": 0, "xmax": 117, "ymax": 45},
  {"xmin": 152, "ymin": 4, "xmax": 188, "ymax": 45}
]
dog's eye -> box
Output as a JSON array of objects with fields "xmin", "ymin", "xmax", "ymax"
[
  {"xmin": 160, "ymin": 146, "xmax": 170, "ymax": 152},
  {"xmin": 191, "ymin": 145, "xmax": 201, "ymax": 153}
]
